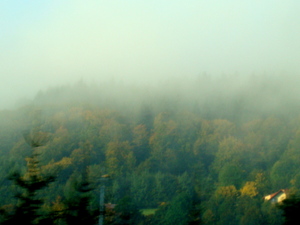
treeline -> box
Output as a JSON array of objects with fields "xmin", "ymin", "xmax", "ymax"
[{"xmin": 1, "ymin": 76, "xmax": 300, "ymax": 224}]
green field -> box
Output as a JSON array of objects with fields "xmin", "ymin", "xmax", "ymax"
[{"xmin": 141, "ymin": 208, "xmax": 158, "ymax": 216}]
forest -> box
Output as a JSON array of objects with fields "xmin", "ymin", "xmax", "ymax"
[{"xmin": 1, "ymin": 75, "xmax": 300, "ymax": 224}]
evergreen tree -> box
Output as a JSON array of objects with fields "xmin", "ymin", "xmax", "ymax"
[
  {"xmin": 62, "ymin": 178, "xmax": 98, "ymax": 225},
  {"xmin": 0, "ymin": 132, "xmax": 55, "ymax": 225}
]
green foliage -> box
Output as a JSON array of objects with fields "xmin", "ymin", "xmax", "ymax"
[
  {"xmin": 0, "ymin": 150, "xmax": 55, "ymax": 225},
  {"xmin": 112, "ymin": 196, "xmax": 143, "ymax": 225},
  {"xmin": 3, "ymin": 85, "xmax": 300, "ymax": 224},
  {"xmin": 270, "ymin": 159, "xmax": 300, "ymax": 190},
  {"xmin": 162, "ymin": 193, "xmax": 192, "ymax": 225},
  {"xmin": 218, "ymin": 163, "xmax": 245, "ymax": 188},
  {"xmin": 130, "ymin": 171, "xmax": 155, "ymax": 208},
  {"xmin": 261, "ymin": 201, "xmax": 284, "ymax": 225}
]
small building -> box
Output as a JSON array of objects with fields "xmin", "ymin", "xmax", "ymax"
[{"xmin": 264, "ymin": 189, "xmax": 288, "ymax": 204}]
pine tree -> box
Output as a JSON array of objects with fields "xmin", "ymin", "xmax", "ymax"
[
  {"xmin": 62, "ymin": 172, "xmax": 98, "ymax": 225},
  {"xmin": 0, "ymin": 132, "xmax": 55, "ymax": 225}
]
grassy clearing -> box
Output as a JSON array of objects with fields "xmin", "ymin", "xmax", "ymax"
[{"xmin": 141, "ymin": 208, "xmax": 158, "ymax": 216}]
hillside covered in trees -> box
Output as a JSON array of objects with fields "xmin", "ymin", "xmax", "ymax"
[{"xmin": 1, "ymin": 75, "xmax": 300, "ymax": 224}]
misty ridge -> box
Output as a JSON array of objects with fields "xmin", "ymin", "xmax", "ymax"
[
  {"xmin": 2, "ymin": 1, "xmax": 300, "ymax": 223},
  {"xmin": 2, "ymin": 73, "xmax": 300, "ymax": 225},
  {"xmin": 11, "ymin": 73, "xmax": 300, "ymax": 122}
]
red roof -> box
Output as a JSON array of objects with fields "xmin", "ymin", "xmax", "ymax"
[{"xmin": 267, "ymin": 189, "xmax": 287, "ymax": 200}]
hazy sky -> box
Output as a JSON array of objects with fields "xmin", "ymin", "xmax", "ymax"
[{"xmin": 1, "ymin": 1, "xmax": 300, "ymax": 109}]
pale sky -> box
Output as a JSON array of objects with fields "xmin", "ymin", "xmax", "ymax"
[{"xmin": 1, "ymin": 1, "xmax": 300, "ymax": 109}]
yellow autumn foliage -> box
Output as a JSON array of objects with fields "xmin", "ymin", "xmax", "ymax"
[{"xmin": 240, "ymin": 181, "xmax": 258, "ymax": 197}]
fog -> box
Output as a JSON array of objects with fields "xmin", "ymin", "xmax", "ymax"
[{"xmin": 1, "ymin": 1, "xmax": 300, "ymax": 109}]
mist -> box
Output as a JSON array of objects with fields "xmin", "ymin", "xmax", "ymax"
[
  {"xmin": 3, "ymin": 2, "xmax": 300, "ymax": 224},
  {"xmin": 1, "ymin": 1, "xmax": 300, "ymax": 110}
]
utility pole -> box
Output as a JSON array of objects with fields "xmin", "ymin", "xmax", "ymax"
[
  {"xmin": 99, "ymin": 184, "xmax": 105, "ymax": 225},
  {"xmin": 98, "ymin": 175, "xmax": 110, "ymax": 225}
]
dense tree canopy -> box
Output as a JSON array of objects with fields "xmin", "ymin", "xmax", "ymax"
[{"xmin": 1, "ymin": 78, "xmax": 300, "ymax": 224}]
